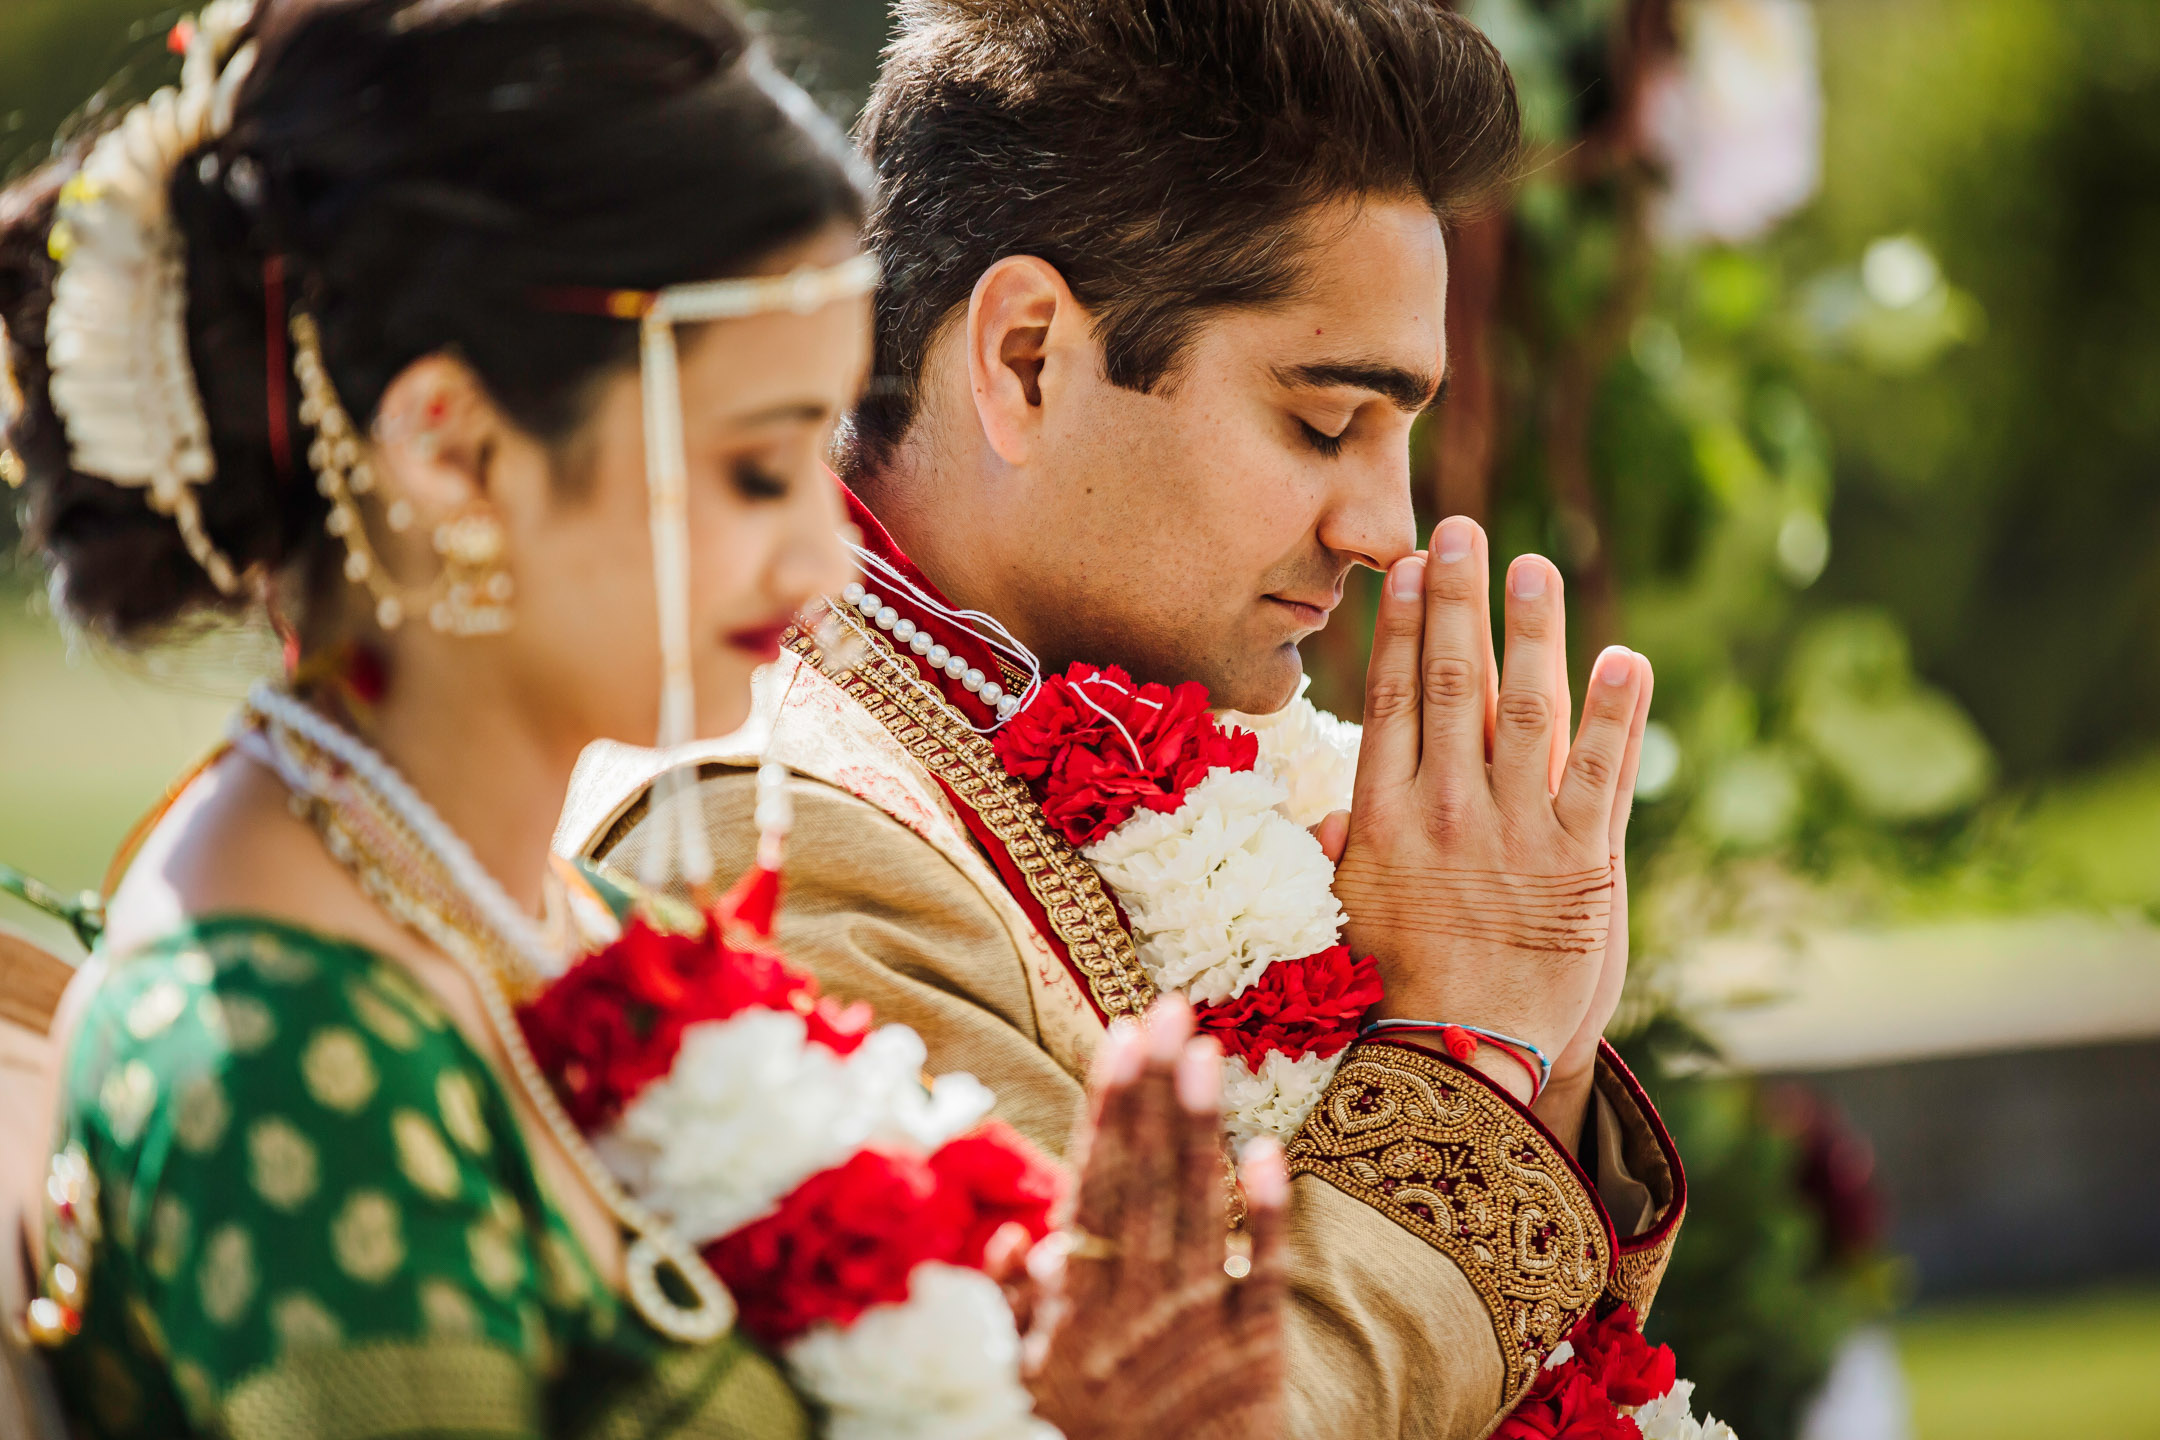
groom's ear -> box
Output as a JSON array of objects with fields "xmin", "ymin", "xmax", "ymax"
[{"xmin": 964, "ymin": 255, "xmax": 1090, "ymax": 466}]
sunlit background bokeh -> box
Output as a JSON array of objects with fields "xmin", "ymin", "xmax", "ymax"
[{"xmin": 4, "ymin": 2, "xmax": 2157, "ymax": 1437}]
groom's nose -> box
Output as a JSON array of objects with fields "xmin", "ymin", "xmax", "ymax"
[{"xmin": 1315, "ymin": 448, "xmax": 1420, "ymax": 573}]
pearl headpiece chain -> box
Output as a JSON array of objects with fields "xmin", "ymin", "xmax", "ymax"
[
  {"xmin": 839, "ymin": 543, "xmax": 1042, "ymax": 730},
  {"xmin": 617, "ymin": 253, "xmax": 880, "ymax": 887}
]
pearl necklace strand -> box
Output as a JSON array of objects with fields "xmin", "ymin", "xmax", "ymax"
[
  {"xmin": 840, "ymin": 545, "xmax": 1041, "ymax": 728},
  {"xmin": 232, "ymin": 684, "xmax": 737, "ymax": 1345}
]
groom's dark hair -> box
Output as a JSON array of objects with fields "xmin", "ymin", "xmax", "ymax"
[{"xmin": 838, "ymin": 0, "xmax": 1520, "ymax": 474}]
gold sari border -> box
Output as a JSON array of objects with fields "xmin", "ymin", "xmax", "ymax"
[{"xmin": 220, "ymin": 1337, "xmax": 538, "ymax": 1440}]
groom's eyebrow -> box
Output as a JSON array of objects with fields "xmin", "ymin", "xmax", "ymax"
[{"xmin": 1274, "ymin": 360, "xmax": 1443, "ymax": 413}]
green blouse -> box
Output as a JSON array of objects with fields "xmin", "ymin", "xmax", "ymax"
[{"xmin": 39, "ymin": 915, "xmax": 808, "ymax": 1440}]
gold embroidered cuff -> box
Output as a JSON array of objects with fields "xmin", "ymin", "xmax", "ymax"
[
  {"xmin": 1287, "ymin": 1041, "xmax": 1614, "ymax": 1401},
  {"xmin": 1595, "ymin": 1041, "xmax": 1686, "ymax": 1321}
]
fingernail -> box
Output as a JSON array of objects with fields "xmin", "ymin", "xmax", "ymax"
[
  {"xmin": 1510, "ymin": 559, "xmax": 1547, "ymax": 600},
  {"xmin": 1598, "ymin": 646, "xmax": 1633, "ymax": 684},
  {"xmin": 1435, "ymin": 517, "xmax": 1475, "ymax": 564},
  {"xmin": 1175, "ymin": 1039, "xmax": 1222, "ymax": 1113},
  {"xmin": 1097, "ymin": 1023, "xmax": 1143, "ymax": 1084},
  {"xmin": 1146, "ymin": 995, "xmax": 1192, "ymax": 1061},
  {"xmin": 1389, "ymin": 555, "xmax": 1425, "ymax": 602},
  {"xmin": 1241, "ymin": 1137, "xmax": 1289, "ymax": 1207}
]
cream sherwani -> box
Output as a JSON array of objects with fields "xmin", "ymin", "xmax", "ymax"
[{"xmin": 560, "ymin": 647, "xmax": 1684, "ymax": 1440}]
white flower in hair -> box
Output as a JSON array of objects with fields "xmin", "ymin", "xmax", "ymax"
[{"xmin": 44, "ymin": 0, "xmax": 259, "ymax": 593}]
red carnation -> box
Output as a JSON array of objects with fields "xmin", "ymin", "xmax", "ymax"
[
  {"xmin": 928, "ymin": 1122, "xmax": 1061, "ymax": 1268},
  {"xmin": 710, "ymin": 1148, "xmax": 957, "ymax": 1343},
  {"xmin": 1193, "ymin": 946, "xmax": 1384, "ymax": 1067},
  {"xmin": 518, "ymin": 914, "xmax": 870, "ymax": 1131},
  {"xmin": 1492, "ymin": 1368, "xmax": 1643, "ymax": 1440},
  {"xmin": 707, "ymin": 1122, "xmax": 1059, "ymax": 1345},
  {"xmin": 1569, "ymin": 1305, "xmax": 1676, "ymax": 1408},
  {"xmin": 994, "ymin": 663, "xmax": 1258, "ymax": 847},
  {"xmin": 1491, "ymin": 1306, "xmax": 1674, "ymax": 1440}
]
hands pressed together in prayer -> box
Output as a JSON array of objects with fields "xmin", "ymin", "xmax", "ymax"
[
  {"xmin": 1015, "ymin": 999, "xmax": 1289, "ymax": 1440},
  {"xmin": 1003, "ymin": 519, "xmax": 1650, "ymax": 1440},
  {"xmin": 1330, "ymin": 517, "xmax": 1655, "ymax": 1146}
]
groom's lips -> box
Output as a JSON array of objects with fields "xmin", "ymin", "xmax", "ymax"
[{"xmin": 1267, "ymin": 593, "xmax": 1340, "ymax": 632}]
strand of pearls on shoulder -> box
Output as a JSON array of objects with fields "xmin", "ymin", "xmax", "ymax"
[
  {"xmin": 232, "ymin": 682, "xmax": 565, "ymax": 986},
  {"xmin": 230, "ymin": 682, "xmax": 738, "ymax": 1343},
  {"xmin": 840, "ymin": 545, "xmax": 1040, "ymax": 726}
]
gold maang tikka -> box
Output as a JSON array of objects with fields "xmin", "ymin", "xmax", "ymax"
[{"xmin": 290, "ymin": 311, "xmax": 514, "ymax": 636}]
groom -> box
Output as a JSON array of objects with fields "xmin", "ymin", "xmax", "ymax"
[{"xmin": 565, "ymin": 0, "xmax": 1682, "ymax": 1434}]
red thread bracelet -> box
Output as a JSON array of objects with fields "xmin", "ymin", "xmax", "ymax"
[{"xmin": 1365, "ymin": 1022, "xmax": 1545, "ymax": 1102}]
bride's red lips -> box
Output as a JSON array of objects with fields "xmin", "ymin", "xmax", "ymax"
[{"xmin": 726, "ymin": 619, "xmax": 793, "ymax": 660}]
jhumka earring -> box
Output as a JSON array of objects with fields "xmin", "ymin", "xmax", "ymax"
[{"xmin": 290, "ymin": 311, "xmax": 515, "ymax": 636}]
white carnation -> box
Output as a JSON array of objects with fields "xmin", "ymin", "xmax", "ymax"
[
  {"xmin": 598, "ymin": 1014, "xmax": 992, "ymax": 1243},
  {"xmin": 1085, "ymin": 770, "xmax": 1344, "ymax": 1004},
  {"xmin": 786, "ymin": 1263, "xmax": 1060, "ymax": 1440},
  {"xmin": 1221, "ymin": 1048, "xmax": 1340, "ymax": 1145},
  {"xmin": 1220, "ymin": 689, "xmax": 1362, "ymax": 826},
  {"xmin": 1626, "ymin": 1378, "xmax": 1740, "ymax": 1440}
]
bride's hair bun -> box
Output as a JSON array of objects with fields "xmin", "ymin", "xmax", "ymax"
[{"xmin": 1, "ymin": 0, "xmax": 864, "ymax": 642}]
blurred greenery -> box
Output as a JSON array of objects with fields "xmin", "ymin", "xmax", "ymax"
[{"xmin": 1899, "ymin": 1286, "xmax": 2160, "ymax": 1439}]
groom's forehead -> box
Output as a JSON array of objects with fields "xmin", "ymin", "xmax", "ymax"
[{"xmin": 1233, "ymin": 200, "xmax": 1450, "ymax": 388}]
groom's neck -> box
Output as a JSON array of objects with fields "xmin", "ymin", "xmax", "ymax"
[{"xmin": 849, "ymin": 444, "xmax": 1042, "ymax": 652}]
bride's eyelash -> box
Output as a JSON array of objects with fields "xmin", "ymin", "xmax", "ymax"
[
  {"xmin": 732, "ymin": 459, "xmax": 789, "ymax": 499},
  {"xmin": 1298, "ymin": 419, "xmax": 1347, "ymax": 458}
]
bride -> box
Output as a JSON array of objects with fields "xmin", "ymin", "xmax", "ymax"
[{"xmin": 0, "ymin": 0, "xmax": 1286, "ymax": 1436}]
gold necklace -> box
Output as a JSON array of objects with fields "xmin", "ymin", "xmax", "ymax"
[{"xmin": 236, "ymin": 688, "xmax": 736, "ymax": 1344}]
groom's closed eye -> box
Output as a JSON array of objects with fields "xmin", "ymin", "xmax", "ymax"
[{"xmin": 1273, "ymin": 360, "xmax": 1443, "ymax": 415}]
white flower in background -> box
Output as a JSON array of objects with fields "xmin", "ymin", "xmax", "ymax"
[
  {"xmin": 1645, "ymin": 0, "xmax": 1823, "ymax": 244},
  {"xmin": 598, "ymin": 1014, "xmax": 992, "ymax": 1243},
  {"xmin": 786, "ymin": 1264, "xmax": 1060, "ymax": 1440}
]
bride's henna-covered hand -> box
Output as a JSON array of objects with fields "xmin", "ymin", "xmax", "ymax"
[
  {"xmin": 1023, "ymin": 998, "xmax": 1288, "ymax": 1440},
  {"xmin": 1332, "ymin": 516, "xmax": 1653, "ymax": 1143}
]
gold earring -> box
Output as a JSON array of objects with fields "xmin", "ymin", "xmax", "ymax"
[
  {"xmin": 430, "ymin": 510, "xmax": 514, "ymax": 636},
  {"xmin": 292, "ymin": 310, "xmax": 513, "ymax": 636}
]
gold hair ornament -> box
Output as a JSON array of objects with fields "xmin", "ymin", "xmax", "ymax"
[{"xmin": 43, "ymin": 1, "xmax": 259, "ymax": 593}]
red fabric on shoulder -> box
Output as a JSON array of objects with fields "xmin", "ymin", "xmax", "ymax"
[{"xmin": 842, "ymin": 481, "xmax": 1113, "ymax": 1019}]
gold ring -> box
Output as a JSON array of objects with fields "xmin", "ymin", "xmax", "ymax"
[
  {"xmin": 1223, "ymin": 1233, "xmax": 1253, "ymax": 1281},
  {"xmin": 1056, "ymin": 1228, "xmax": 1122, "ymax": 1262}
]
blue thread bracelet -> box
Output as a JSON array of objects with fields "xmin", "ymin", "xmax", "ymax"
[{"xmin": 1357, "ymin": 1018, "xmax": 1553, "ymax": 1101}]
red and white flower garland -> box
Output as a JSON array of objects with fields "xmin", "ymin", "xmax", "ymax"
[
  {"xmin": 996, "ymin": 666, "xmax": 1734, "ymax": 1438},
  {"xmin": 1494, "ymin": 1304, "xmax": 1737, "ymax": 1440},
  {"xmin": 518, "ymin": 894, "xmax": 1062, "ymax": 1438},
  {"xmin": 994, "ymin": 665, "xmax": 1380, "ymax": 1143}
]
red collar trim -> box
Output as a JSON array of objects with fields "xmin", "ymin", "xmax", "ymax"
[
  {"xmin": 838, "ymin": 477, "xmax": 1009, "ymax": 731},
  {"xmin": 834, "ymin": 476, "xmax": 1124, "ymax": 1022}
]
